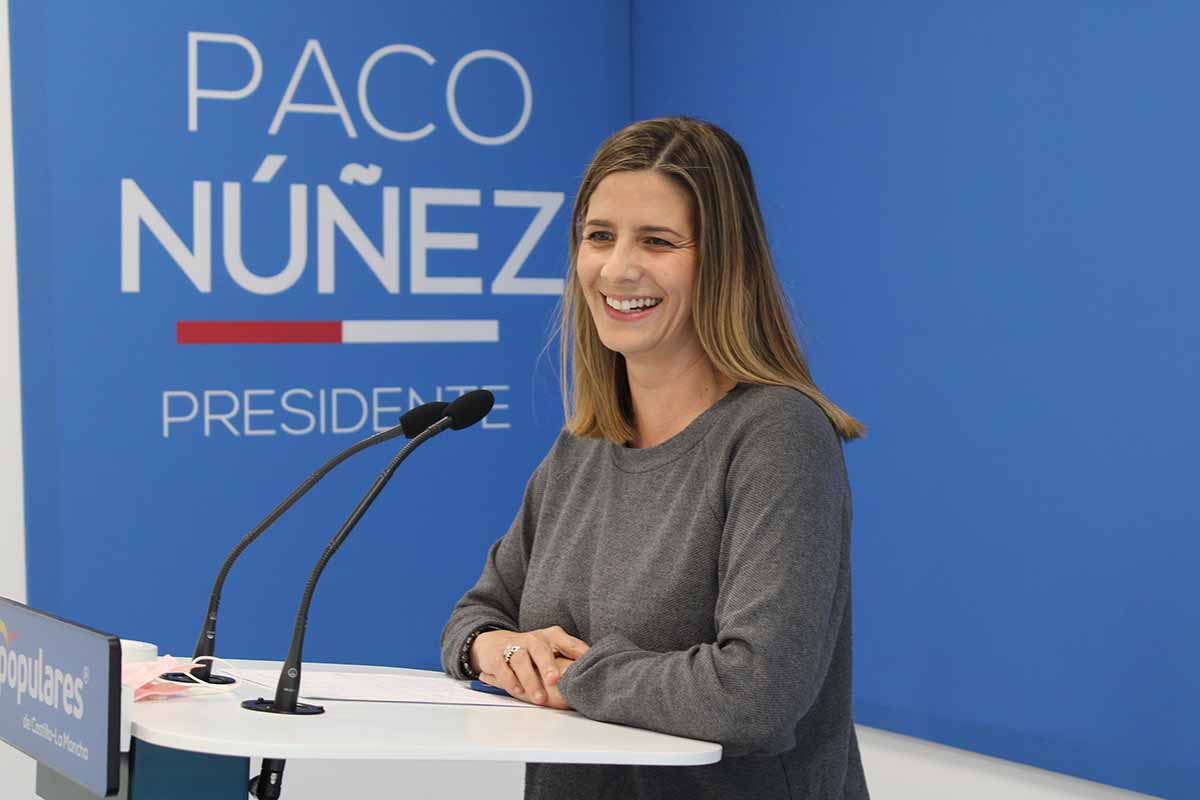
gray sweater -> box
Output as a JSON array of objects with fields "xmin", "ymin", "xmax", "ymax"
[{"xmin": 441, "ymin": 383, "xmax": 870, "ymax": 799}]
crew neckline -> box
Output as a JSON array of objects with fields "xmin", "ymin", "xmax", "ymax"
[{"xmin": 608, "ymin": 382, "xmax": 748, "ymax": 473}]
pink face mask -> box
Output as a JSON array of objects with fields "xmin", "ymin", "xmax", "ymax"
[{"xmin": 122, "ymin": 656, "xmax": 210, "ymax": 701}]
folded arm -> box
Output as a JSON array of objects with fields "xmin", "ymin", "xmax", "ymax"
[{"xmin": 439, "ymin": 463, "xmax": 544, "ymax": 679}]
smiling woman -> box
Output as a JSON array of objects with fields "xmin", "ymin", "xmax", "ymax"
[
  {"xmin": 441, "ymin": 117, "xmax": 868, "ymax": 799},
  {"xmin": 562, "ymin": 118, "xmax": 864, "ymax": 447}
]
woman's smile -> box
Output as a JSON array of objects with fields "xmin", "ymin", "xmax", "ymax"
[{"xmin": 601, "ymin": 293, "xmax": 664, "ymax": 320}]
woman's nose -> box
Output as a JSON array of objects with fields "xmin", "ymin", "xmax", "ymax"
[{"xmin": 599, "ymin": 239, "xmax": 641, "ymax": 283}]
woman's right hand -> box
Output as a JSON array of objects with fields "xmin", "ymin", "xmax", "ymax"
[{"xmin": 471, "ymin": 626, "xmax": 589, "ymax": 706}]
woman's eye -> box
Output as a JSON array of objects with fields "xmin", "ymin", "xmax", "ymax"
[
  {"xmin": 646, "ymin": 237, "xmax": 673, "ymax": 247},
  {"xmin": 585, "ymin": 230, "xmax": 613, "ymax": 242}
]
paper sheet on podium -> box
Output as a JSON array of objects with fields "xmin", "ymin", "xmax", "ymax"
[{"xmin": 235, "ymin": 668, "xmax": 529, "ymax": 708}]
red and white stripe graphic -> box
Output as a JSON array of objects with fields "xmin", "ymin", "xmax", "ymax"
[{"xmin": 177, "ymin": 320, "xmax": 499, "ymax": 345}]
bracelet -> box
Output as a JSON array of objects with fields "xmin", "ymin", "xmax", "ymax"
[{"xmin": 459, "ymin": 625, "xmax": 501, "ymax": 679}]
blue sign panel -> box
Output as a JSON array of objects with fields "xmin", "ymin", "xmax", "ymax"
[{"xmin": 0, "ymin": 596, "xmax": 119, "ymax": 797}]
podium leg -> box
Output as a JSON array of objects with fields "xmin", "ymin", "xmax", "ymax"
[{"xmin": 129, "ymin": 738, "xmax": 248, "ymax": 799}]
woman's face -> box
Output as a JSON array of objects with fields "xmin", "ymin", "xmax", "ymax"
[{"xmin": 576, "ymin": 170, "xmax": 701, "ymax": 369}]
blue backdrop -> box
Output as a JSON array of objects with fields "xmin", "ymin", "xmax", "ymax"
[
  {"xmin": 11, "ymin": 2, "xmax": 1197, "ymax": 798},
  {"xmin": 633, "ymin": 2, "xmax": 1199, "ymax": 797},
  {"xmin": 9, "ymin": 0, "xmax": 628, "ymax": 673}
]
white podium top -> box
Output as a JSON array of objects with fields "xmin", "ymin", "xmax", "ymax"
[{"xmin": 131, "ymin": 660, "xmax": 722, "ymax": 766}]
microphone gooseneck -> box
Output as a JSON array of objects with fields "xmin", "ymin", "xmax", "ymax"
[
  {"xmin": 167, "ymin": 402, "xmax": 448, "ymax": 685},
  {"xmin": 244, "ymin": 389, "xmax": 494, "ymax": 716},
  {"xmin": 243, "ymin": 417, "xmax": 453, "ymax": 715}
]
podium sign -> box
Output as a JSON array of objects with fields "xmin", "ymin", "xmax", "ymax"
[{"xmin": 0, "ymin": 596, "xmax": 119, "ymax": 797}]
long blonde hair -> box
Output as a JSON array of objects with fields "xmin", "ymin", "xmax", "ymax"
[{"xmin": 560, "ymin": 117, "xmax": 865, "ymax": 443}]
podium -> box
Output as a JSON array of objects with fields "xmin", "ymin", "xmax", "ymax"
[{"xmin": 35, "ymin": 660, "xmax": 722, "ymax": 799}]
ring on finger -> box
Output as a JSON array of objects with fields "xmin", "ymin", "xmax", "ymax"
[{"xmin": 503, "ymin": 644, "xmax": 522, "ymax": 664}]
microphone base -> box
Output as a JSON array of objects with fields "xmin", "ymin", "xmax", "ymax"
[
  {"xmin": 160, "ymin": 671, "xmax": 238, "ymax": 685},
  {"xmin": 242, "ymin": 697, "xmax": 326, "ymax": 715}
]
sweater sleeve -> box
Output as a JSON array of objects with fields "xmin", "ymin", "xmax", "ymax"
[
  {"xmin": 439, "ymin": 456, "xmax": 548, "ymax": 680},
  {"xmin": 556, "ymin": 414, "xmax": 850, "ymax": 757}
]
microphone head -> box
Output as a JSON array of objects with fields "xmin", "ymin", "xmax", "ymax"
[
  {"xmin": 444, "ymin": 390, "xmax": 495, "ymax": 431},
  {"xmin": 400, "ymin": 402, "xmax": 449, "ymax": 438}
]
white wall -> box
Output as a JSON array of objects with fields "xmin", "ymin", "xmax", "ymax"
[
  {"xmin": 856, "ymin": 726, "xmax": 1159, "ymax": 800},
  {"xmin": 0, "ymin": 0, "xmax": 34, "ymax": 795},
  {"xmin": 0, "ymin": 0, "xmax": 26, "ymax": 608},
  {"xmin": 0, "ymin": 5, "xmax": 1161, "ymax": 799},
  {"xmin": 0, "ymin": 0, "xmax": 33, "ymax": 796}
]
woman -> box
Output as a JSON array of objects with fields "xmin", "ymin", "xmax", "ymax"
[{"xmin": 441, "ymin": 117, "xmax": 869, "ymax": 799}]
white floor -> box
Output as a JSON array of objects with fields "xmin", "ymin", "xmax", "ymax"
[{"xmin": 1, "ymin": 724, "xmax": 1162, "ymax": 800}]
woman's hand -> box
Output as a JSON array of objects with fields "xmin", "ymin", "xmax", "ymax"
[
  {"xmin": 472, "ymin": 627, "xmax": 588, "ymax": 706},
  {"xmin": 488, "ymin": 656, "xmax": 577, "ymax": 709}
]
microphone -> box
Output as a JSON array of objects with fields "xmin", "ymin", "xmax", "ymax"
[
  {"xmin": 399, "ymin": 401, "xmax": 450, "ymax": 437},
  {"xmin": 164, "ymin": 401, "xmax": 450, "ymax": 684},
  {"xmin": 243, "ymin": 391, "xmax": 493, "ymax": 800},
  {"xmin": 243, "ymin": 390, "xmax": 494, "ymax": 716},
  {"xmin": 444, "ymin": 388, "xmax": 494, "ymax": 429}
]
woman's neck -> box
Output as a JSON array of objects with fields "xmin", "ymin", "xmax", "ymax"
[{"xmin": 625, "ymin": 351, "xmax": 735, "ymax": 449}]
